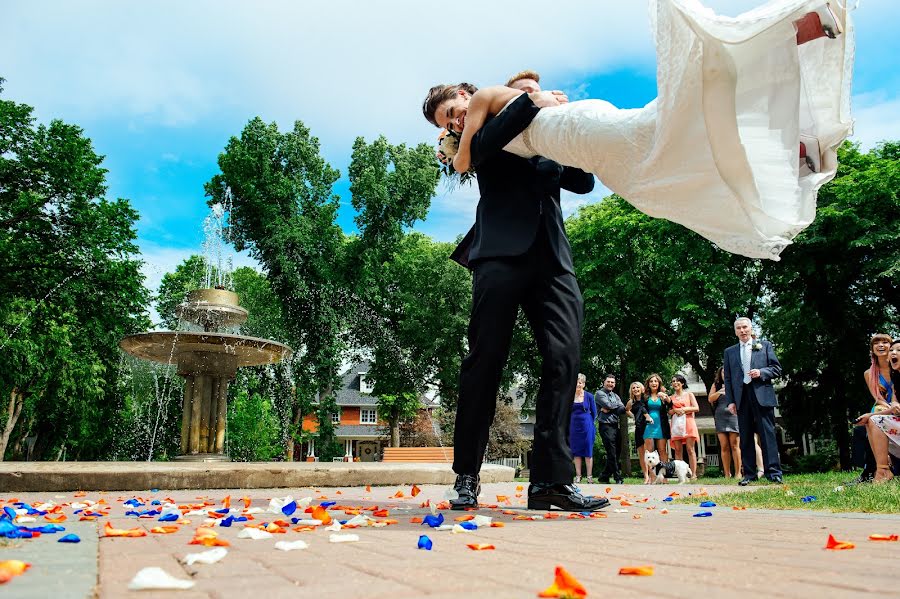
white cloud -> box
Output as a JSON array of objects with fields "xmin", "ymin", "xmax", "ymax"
[{"xmin": 850, "ymin": 93, "xmax": 900, "ymax": 150}]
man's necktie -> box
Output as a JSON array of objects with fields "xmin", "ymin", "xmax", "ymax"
[{"xmin": 742, "ymin": 343, "xmax": 751, "ymax": 384}]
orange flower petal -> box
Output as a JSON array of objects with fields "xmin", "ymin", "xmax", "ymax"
[
  {"xmin": 366, "ymin": 485, "xmax": 372, "ymax": 492},
  {"xmin": 103, "ymin": 522, "xmax": 147, "ymax": 537},
  {"xmin": 390, "ymin": 490, "xmax": 405, "ymax": 498},
  {"xmin": 490, "ymin": 522, "xmax": 505, "ymax": 527},
  {"xmin": 619, "ymin": 501, "xmax": 633, "ymax": 507},
  {"xmin": 732, "ymin": 506, "xmax": 747, "ymax": 511},
  {"xmin": 189, "ymin": 527, "xmax": 230, "ymax": 547},
  {"xmin": 466, "ymin": 543, "xmax": 495, "ymax": 551},
  {"xmin": 150, "ymin": 526, "xmax": 179, "ymax": 534},
  {"xmin": 619, "ymin": 566, "xmax": 654, "ymax": 576},
  {"xmin": 589, "ymin": 512, "xmax": 607, "ymax": 519},
  {"xmin": 538, "ymin": 565, "xmax": 588, "ymax": 597},
  {"xmin": 825, "ymin": 534, "xmax": 855, "ymax": 550},
  {"xmin": 411, "ymin": 485, "xmax": 421, "ymax": 497},
  {"xmin": 454, "ymin": 515, "xmax": 474, "ymax": 522},
  {"xmin": 515, "ymin": 485, "xmax": 523, "ymax": 491},
  {"xmin": 869, "ymin": 534, "xmax": 899, "ymax": 541},
  {"xmin": 222, "ymin": 495, "xmax": 231, "ymax": 509},
  {"xmin": 0, "ymin": 560, "xmax": 30, "ymax": 584},
  {"xmin": 293, "ymin": 526, "xmax": 316, "ymax": 532},
  {"xmin": 410, "ymin": 517, "xmax": 423, "ymax": 524},
  {"xmin": 373, "ymin": 509, "xmax": 390, "ymax": 518},
  {"xmin": 632, "ymin": 515, "xmax": 642, "ymax": 520},
  {"xmin": 242, "ymin": 496, "xmax": 251, "ymax": 509},
  {"xmin": 44, "ymin": 514, "xmax": 67, "ymax": 523},
  {"xmin": 311, "ymin": 506, "xmax": 332, "ymax": 525}
]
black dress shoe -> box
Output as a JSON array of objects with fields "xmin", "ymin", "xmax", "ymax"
[
  {"xmin": 449, "ymin": 473, "xmax": 480, "ymax": 510},
  {"xmin": 614, "ymin": 477, "xmax": 624, "ymax": 485},
  {"xmin": 738, "ymin": 475, "xmax": 758, "ymax": 486},
  {"xmin": 767, "ymin": 474, "xmax": 784, "ymax": 484},
  {"xmin": 527, "ymin": 483, "xmax": 610, "ymax": 512}
]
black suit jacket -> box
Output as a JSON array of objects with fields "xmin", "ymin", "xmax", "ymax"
[{"xmin": 449, "ymin": 94, "xmax": 595, "ymax": 272}]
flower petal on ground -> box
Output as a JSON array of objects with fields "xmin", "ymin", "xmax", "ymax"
[
  {"xmin": 825, "ymin": 534, "xmax": 855, "ymax": 550},
  {"xmin": 537, "ymin": 565, "xmax": 588, "ymax": 597},
  {"xmin": 311, "ymin": 506, "xmax": 332, "ymax": 525},
  {"xmin": 693, "ymin": 512, "xmax": 713, "ymax": 517},
  {"xmin": 411, "ymin": 485, "xmax": 422, "ymax": 497},
  {"xmin": 699, "ymin": 501, "xmax": 716, "ymax": 508},
  {"xmin": 104, "ymin": 522, "xmax": 147, "ymax": 537},
  {"xmin": 274, "ymin": 540, "xmax": 309, "ymax": 552},
  {"xmin": 417, "ymin": 535, "xmax": 433, "ymax": 550},
  {"xmin": 237, "ymin": 528, "xmax": 272, "ymax": 540},
  {"xmin": 869, "ymin": 534, "xmax": 899, "ymax": 541},
  {"xmin": 184, "ymin": 547, "xmax": 228, "ymax": 565},
  {"xmin": 58, "ymin": 534, "xmax": 81, "ymax": 543},
  {"xmin": 0, "ymin": 560, "xmax": 30, "ymax": 584},
  {"xmin": 618, "ymin": 566, "xmax": 654, "ymax": 576},
  {"xmin": 466, "ymin": 543, "xmax": 495, "ymax": 551},
  {"xmin": 150, "ymin": 526, "xmax": 179, "ymax": 534},
  {"xmin": 128, "ymin": 567, "xmax": 195, "ymax": 590}
]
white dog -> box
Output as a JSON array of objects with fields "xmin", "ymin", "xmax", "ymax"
[{"xmin": 644, "ymin": 450, "xmax": 692, "ymax": 484}]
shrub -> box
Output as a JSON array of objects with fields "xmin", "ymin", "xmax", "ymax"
[{"xmin": 227, "ymin": 389, "xmax": 282, "ymax": 461}]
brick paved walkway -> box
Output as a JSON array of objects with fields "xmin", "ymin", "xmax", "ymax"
[{"xmin": 2, "ymin": 482, "xmax": 898, "ymax": 598}]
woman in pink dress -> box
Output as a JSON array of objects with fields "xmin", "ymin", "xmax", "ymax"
[{"xmin": 669, "ymin": 373, "xmax": 700, "ymax": 480}]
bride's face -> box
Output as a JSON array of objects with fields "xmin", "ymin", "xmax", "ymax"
[{"xmin": 435, "ymin": 91, "xmax": 470, "ymax": 133}]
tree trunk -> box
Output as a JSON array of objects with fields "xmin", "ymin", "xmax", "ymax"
[
  {"xmin": 391, "ymin": 419, "xmax": 400, "ymax": 448},
  {"xmin": 285, "ymin": 403, "xmax": 303, "ymax": 462},
  {"xmin": 0, "ymin": 388, "xmax": 25, "ymax": 461}
]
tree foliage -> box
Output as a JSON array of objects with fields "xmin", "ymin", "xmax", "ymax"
[{"xmin": 0, "ymin": 79, "xmax": 149, "ymax": 460}]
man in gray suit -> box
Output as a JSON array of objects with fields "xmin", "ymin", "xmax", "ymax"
[{"xmin": 724, "ymin": 317, "xmax": 783, "ymax": 485}]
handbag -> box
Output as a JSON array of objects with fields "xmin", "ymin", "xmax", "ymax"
[{"xmin": 671, "ymin": 413, "xmax": 687, "ymax": 438}]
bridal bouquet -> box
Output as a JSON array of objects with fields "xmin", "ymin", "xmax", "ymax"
[{"xmin": 436, "ymin": 129, "xmax": 475, "ymax": 185}]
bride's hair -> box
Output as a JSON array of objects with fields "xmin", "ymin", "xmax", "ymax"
[{"xmin": 422, "ymin": 83, "xmax": 478, "ymax": 127}]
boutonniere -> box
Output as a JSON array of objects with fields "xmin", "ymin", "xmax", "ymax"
[
  {"xmin": 436, "ymin": 129, "xmax": 475, "ymax": 185},
  {"xmin": 752, "ymin": 342, "xmax": 763, "ymax": 351}
]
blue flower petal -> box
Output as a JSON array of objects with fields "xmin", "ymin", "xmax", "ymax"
[
  {"xmin": 158, "ymin": 513, "xmax": 179, "ymax": 522},
  {"xmin": 417, "ymin": 535, "xmax": 433, "ymax": 550},
  {"xmin": 220, "ymin": 516, "xmax": 235, "ymax": 527},
  {"xmin": 319, "ymin": 501, "xmax": 336, "ymax": 508},
  {"xmin": 801, "ymin": 495, "xmax": 817, "ymax": 503},
  {"xmin": 662, "ymin": 497, "xmax": 673, "ymax": 502},
  {"xmin": 422, "ymin": 513, "xmax": 445, "ymax": 528},
  {"xmin": 58, "ymin": 534, "xmax": 81, "ymax": 543},
  {"xmin": 693, "ymin": 511, "xmax": 713, "ymax": 517},
  {"xmin": 459, "ymin": 521, "xmax": 477, "ymax": 530},
  {"xmin": 699, "ymin": 501, "xmax": 716, "ymax": 507},
  {"xmin": 281, "ymin": 502, "xmax": 297, "ymax": 516}
]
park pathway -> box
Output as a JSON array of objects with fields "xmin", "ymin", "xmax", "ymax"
[{"xmin": 2, "ymin": 482, "xmax": 897, "ymax": 598}]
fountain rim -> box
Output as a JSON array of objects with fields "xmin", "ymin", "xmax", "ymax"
[{"xmin": 119, "ymin": 330, "xmax": 292, "ymax": 368}]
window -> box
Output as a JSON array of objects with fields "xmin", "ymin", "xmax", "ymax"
[
  {"xmin": 360, "ymin": 408, "xmax": 377, "ymax": 424},
  {"xmin": 331, "ymin": 411, "xmax": 340, "ymax": 424},
  {"xmin": 359, "ymin": 373, "xmax": 373, "ymax": 394},
  {"xmin": 704, "ymin": 433, "xmax": 719, "ymax": 448}
]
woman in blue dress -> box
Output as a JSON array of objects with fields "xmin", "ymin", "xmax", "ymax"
[
  {"xmin": 569, "ymin": 373, "xmax": 597, "ymax": 483},
  {"xmin": 642, "ymin": 373, "xmax": 671, "ymax": 468}
]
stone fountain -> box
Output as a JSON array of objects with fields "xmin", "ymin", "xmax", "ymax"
[{"xmin": 120, "ymin": 287, "xmax": 291, "ymax": 461}]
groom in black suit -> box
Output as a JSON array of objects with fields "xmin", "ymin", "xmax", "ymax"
[
  {"xmin": 723, "ymin": 317, "xmax": 784, "ymax": 485},
  {"xmin": 424, "ymin": 80, "xmax": 607, "ymax": 511}
]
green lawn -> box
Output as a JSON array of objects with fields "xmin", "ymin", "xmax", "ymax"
[{"xmin": 675, "ymin": 471, "xmax": 900, "ymax": 514}]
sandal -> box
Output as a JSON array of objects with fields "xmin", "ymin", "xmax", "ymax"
[
  {"xmin": 586, "ymin": 477, "xmax": 595, "ymax": 484},
  {"xmin": 874, "ymin": 465, "xmax": 894, "ymax": 483},
  {"xmin": 795, "ymin": 4, "xmax": 842, "ymax": 45}
]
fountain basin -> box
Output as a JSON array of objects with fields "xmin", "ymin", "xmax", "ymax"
[{"xmin": 119, "ymin": 331, "xmax": 291, "ymax": 368}]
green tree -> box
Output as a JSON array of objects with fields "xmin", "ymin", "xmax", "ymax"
[
  {"xmin": 567, "ymin": 195, "xmax": 762, "ymax": 393},
  {"xmin": 205, "ymin": 117, "xmax": 345, "ymax": 460},
  {"xmin": 0, "ymin": 79, "xmax": 149, "ymax": 459},
  {"xmin": 761, "ymin": 142, "xmax": 900, "ymax": 468}
]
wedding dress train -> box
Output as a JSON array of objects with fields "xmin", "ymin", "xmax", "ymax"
[{"xmin": 502, "ymin": 0, "xmax": 854, "ymax": 260}]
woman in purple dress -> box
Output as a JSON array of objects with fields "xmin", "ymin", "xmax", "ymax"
[{"xmin": 569, "ymin": 373, "xmax": 597, "ymax": 483}]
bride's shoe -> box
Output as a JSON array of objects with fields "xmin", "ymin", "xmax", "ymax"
[
  {"xmin": 795, "ymin": 4, "xmax": 842, "ymax": 45},
  {"xmin": 799, "ymin": 135, "xmax": 822, "ymax": 176}
]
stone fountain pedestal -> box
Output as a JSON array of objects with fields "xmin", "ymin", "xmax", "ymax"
[{"xmin": 120, "ymin": 288, "xmax": 291, "ymax": 461}]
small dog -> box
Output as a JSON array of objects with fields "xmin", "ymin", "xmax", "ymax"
[{"xmin": 644, "ymin": 450, "xmax": 692, "ymax": 484}]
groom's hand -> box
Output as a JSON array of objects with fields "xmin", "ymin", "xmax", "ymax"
[{"xmin": 529, "ymin": 90, "xmax": 569, "ymax": 107}]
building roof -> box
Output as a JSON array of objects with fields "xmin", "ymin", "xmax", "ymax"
[{"xmin": 335, "ymin": 360, "xmax": 434, "ymax": 408}]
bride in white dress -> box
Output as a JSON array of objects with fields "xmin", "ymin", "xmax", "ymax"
[{"xmin": 423, "ymin": 0, "xmax": 854, "ymax": 260}]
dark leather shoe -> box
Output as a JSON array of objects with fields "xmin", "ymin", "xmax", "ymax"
[
  {"xmin": 738, "ymin": 475, "xmax": 758, "ymax": 486},
  {"xmin": 449, "ymin": 474, "xmax": 480, "ymax": 510},
  {"xmin": 614, "ymin": 477, "xmax": 624, "ymax": 485},
  {"xmin": 527, "ymin": 483, "xmax": 610, "ymax": 512},
  {"xmin": 767, "ymin": 474, "xmax": 784, "ymax": 484}
]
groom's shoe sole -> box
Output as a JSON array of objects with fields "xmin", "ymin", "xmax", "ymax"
[{"xmin": 526, "ymin": 496, "xmax": 610, "ymax": 512}]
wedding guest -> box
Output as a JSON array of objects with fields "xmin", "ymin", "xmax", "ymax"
[
  {"xmin": 709, "ymin": 366, "xmax": 741, "ymax": 478},
  {"xmin": 724, "ymin": 317, "xmax": 784, "ymax": 485},
  {"xmin": 855, "ymin": 339, "xmax": 900, "ymax": 483},
  {"xmin": 642, "ymin": 373, "xmax": 671, "ymax": 463},
  {"xmin": 569, "ymin": 373, "xmax": 597, "ymax": 483},
  {"xmin": 852, "ymin": 334, "xmax": 894, "ymax": 483},
  {"xmin": 596, "ymin": 374, "xmax": 626, "ymax": 484},
  {"xmin": 626, "ymin": 381, "xmax": 653, "ymax": 483},
  {"xmin": 669, "ymin": 373, "xmax": 700, "ymax": 480}
]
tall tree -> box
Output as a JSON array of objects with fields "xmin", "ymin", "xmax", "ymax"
[
  {"xmin": 762, "ymin": 142, "xmax": 900, "ymax": 468},
  {"xmin": 205, "ymin": 117, "xmax": 346, "ymax": 460},
  {"xmin": 0, "ymin": 79, "xmax": 149, "ymax": 459}
]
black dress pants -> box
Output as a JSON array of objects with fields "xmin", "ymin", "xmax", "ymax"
[
  {"xmin": 453, "ymin": 227, "xmax": 582, "ymax": 484},
  {"xmin": 599, "ymin": 423, "xmax": 621, "ymax": 480},
  {"xmin": 738, "ymin": 383, "xmax": 783, "ymax": 477}
]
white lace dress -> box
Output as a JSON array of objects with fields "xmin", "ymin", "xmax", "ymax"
[{"xmin": 502, "ymin": 0, "xmax": 854, "ymax": 260}]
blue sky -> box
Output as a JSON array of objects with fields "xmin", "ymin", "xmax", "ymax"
[{"xmin": 3, "ymin": 0, "xmax": 898, "ymax": 306}]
